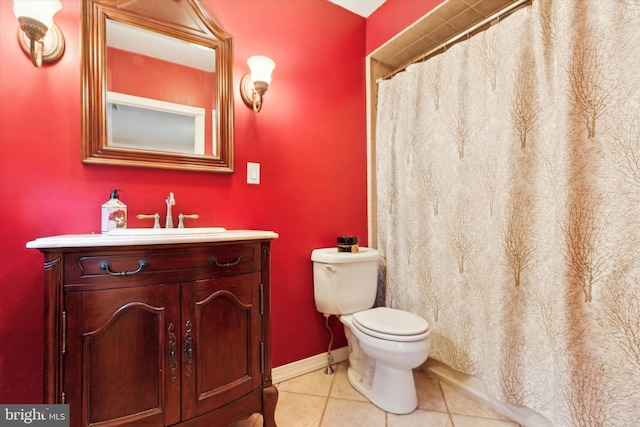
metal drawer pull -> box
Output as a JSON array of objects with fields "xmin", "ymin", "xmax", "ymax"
[
  {"xmin": 98, "ymin": 259, "xmax": 149, "ymax": 276},
  {"xmin": 184, "ymin": 320, "xmax": 193, "ymax": 380},
  {"xmin": 168, "ymin": 323, "xmax": 177, "ymax": 383},
  {"xmin": 209, "ymin": 254, "xmax": 243, "ymax": 268}
]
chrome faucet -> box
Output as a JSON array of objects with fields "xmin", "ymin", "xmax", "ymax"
[
  {"xmin": 138, "ymin": 193, "xmax": 198, "ymax": 229},
  {"xmin": 165, "ymin": 192, "xmax": 176, "ymax": 228}
]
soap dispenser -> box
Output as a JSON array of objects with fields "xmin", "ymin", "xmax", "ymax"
[{"xmin": 101, "ymin": 189, "xmax": 127, "ymax": 233}]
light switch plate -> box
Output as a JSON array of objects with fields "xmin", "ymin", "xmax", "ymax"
[{"xmin": 247, "ymin": 162, "xmax": 260, "ymax": 184}]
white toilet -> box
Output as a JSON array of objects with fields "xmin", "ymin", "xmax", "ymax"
[{"xmin": 311, "ymin": 247, "xmax": 431, "ymax": 414}]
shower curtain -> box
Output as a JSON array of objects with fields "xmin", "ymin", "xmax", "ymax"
[{"xmin": 375, "ymin": 1, "xmax": 640, "ymax": 425}]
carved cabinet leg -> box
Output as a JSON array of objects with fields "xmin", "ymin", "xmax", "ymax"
[{"xmin": 262, "ymin": 386, "xmax": 278, "ymax": 427}]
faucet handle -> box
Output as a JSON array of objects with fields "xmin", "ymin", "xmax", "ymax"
[
  {"xmin": 137, "ymin": 213, "xmax": 161, "ymax": 229},
  {"xmin": 178, "ymin": 214, "xmax": 199, "ymax": 228}
]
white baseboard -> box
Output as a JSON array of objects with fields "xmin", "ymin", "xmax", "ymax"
[
  {"xmin": 272, "ymin": 346, "xmax": 349, "ymax": 384},
  {"xmin": 423, "ymin": 359, "xmax": 552, "ymax": 427}
]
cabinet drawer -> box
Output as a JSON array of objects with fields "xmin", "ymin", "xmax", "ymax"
[{"xmin": 64, "ymin": 243, "xmax": 261, "ymax": 287}]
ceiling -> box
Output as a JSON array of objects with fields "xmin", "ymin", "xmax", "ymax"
[{"xmin": 329, "ymin": 0, "xmax": 387, "ymax": 17}]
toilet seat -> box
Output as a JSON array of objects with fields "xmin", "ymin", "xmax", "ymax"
[{"xmin": 352, "ymin": 307, "xmax": 429, "ymax": 342}]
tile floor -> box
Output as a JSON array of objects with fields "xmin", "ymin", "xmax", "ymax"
[{"xmin": 233, "ymin": 361, "xmax": 521, "ymax": 427}]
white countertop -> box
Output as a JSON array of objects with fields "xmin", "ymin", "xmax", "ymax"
[{"xmin": 26, "ymin": 229, "xmax": 279, "ymax": 249}]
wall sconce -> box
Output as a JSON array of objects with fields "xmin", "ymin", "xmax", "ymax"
[
  {"xmin": 14, "ymin": 0, "xmax": 65, "ymax": 67},
  {"xmin": 240, "ymin": 56, "xmax": 276, "ymax": 113}
]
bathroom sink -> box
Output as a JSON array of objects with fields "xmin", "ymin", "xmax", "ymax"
[{"xmin": 107, "ymin": 227, "xmax": 227, "ymax": 236}]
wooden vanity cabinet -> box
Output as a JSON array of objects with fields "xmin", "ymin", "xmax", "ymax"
[{"xmin": 36, "ymin": 239, "xmax": 277, "ymax": 427}]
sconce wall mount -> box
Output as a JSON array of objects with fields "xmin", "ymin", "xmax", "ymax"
[
  {"xmin": 240, "ymin": 56, "xmax": 275, "ymax": 113},
  {"xmin": 14, "ymin": 0, "xmax": 65, "ymax": 67}
]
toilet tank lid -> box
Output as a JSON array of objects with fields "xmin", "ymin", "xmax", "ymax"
[{"xmin": 311, "ymin": 247, "xmax": 379, "ymax": 263}]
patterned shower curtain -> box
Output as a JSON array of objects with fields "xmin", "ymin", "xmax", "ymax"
[{"xmin": 375, "ymin": 1, "xmax": 640, "ymax": 425}]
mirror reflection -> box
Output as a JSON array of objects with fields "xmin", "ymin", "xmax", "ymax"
[
  {"xmin": 82, "ymin": 0, "xmax": 234, "ymax": 173},
  {"xmin": 106, "ymin": 20, "xmax": 216, "ymax": 156}
]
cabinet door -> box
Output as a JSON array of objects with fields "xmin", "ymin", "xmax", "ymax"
[
  {"xmin": 181, "ymin": 273, "xmax": 262, "ymax": 419},
  {"xmin": 65, "ymin": 284, "xmax": 181, "ymax": 427}
]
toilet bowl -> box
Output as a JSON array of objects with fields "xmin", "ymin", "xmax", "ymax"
[
  {"xmin": 340, "ymin": 307, "xmax": 431, "ymax": 414},
  {"xmin": 311, "ymin": 248, "xmax": 432, "ymax": 414}
]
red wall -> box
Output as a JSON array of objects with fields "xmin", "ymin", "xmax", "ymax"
[
  {"xmin": 366, "ymin": 0, "xmax": 443, "ymax": 54},
  {"xmin": 0, "ymin": 0, "xmax": 436, "ymax": 404}
]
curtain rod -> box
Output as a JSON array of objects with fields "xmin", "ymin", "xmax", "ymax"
[{"xmin": 379, "ymin": 0, "xmax": 532, "ymax": 82}]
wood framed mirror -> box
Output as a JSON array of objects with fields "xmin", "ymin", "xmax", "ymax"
[{"xmin": 81, "ymin": 0, "xmax": 234, "ymax": 172}]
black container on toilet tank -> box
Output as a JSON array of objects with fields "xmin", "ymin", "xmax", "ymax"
[{"xmin": 337, "ymin": 236, "xmax": 359, "ymax": 252}]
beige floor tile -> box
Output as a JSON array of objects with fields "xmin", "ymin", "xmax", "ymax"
[
  {"xmin": 272, "ymin": 361, "xmax": 520, "ymax": 426},
  {"xmin": 328, "ymin": 361, "xmax": 368, "ymax": 402},
  {"xmin": 388, "ymin": 409, "xmax": 453, "ymax": 427},
  {"xmin": 441, "ymin": 382, "xmax": 511, "ymax": 420},
  {"xmin": 320, "ymin": 398, "xmax": 386, "ymax": 427},
  {"xmin": 450, "ymin": 413, "xmax": 520, "ymax": 427},
  {"xmin": 276, "ymin": 368, "xmax": 335, "ymax": 397},
  {"xmin": 275, "ymin": 390, "xmax": 327, "ymax": 427},
  {"xmin": 414, "ymin": 370, "xmax": 448, "ymax": 412}
]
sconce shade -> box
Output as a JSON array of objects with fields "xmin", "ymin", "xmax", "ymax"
[
  {"xmin": 241, "ymin": 56, "xmax": 275, "ymax": 113},
  {"xmin": 247, "ymin": 56, "xmax": 276, "ymax": 85},
  {"xmin": 13, "ymin": 0, "xmax": 61, "ymax": 29},
  {"xmin": 14, "ymin": 0, "xmax": 64, "ymax": 67}
]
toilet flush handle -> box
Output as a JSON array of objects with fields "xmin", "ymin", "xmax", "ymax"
[{"xmin": 321, "ymin": 264, "xmax": 336, "ymax": 273}]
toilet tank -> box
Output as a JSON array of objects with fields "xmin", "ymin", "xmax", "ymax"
[{"xmin": 311, "ymin": 247, "xmax": 379, "ymax": 315}]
